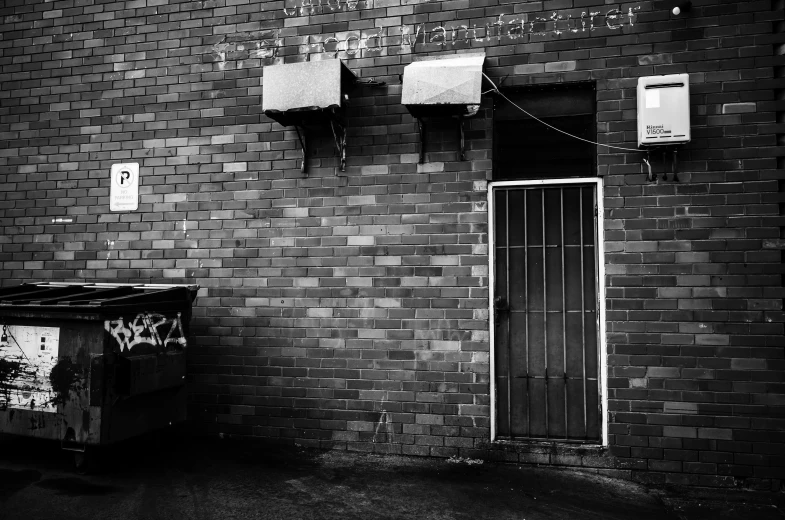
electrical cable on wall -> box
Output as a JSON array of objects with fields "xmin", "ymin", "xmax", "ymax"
[{"xmin": 482, "ymin": 72, "xmax": 643, "ymax": 153}]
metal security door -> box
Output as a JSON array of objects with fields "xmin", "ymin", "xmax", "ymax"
[{"xmin": 493, "ymin": 183, "xmax": 601, "ymax": 442}]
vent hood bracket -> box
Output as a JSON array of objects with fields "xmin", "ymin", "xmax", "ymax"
[
  {"xmin": 329, "ymin": 118, "xmax": 347, "ymax": 172},
  {"xmin": 417, "ymin": 118, "xmax": 426, "ymax": 164},
  {"xmin": 262, "ymin": 60, "xmax": 357, "ymax": 174},
  {"xmin": 457, "ymin": 117, "xmax": 465, "ymax": 161},
  {"xmin": 295, "ymin": 125, "xmax": 307, "ymax": 174},
  {"xmin": 401, "ymin": 53, "xmax": 484, "ymax": 165}
]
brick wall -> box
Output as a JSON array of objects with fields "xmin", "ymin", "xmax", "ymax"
[{"xmin": 0, "ymin": 0, "xmax": 782, "ymax": 490}]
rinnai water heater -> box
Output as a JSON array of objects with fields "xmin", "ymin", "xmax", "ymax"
[{"xmin": 637, "ymin": 74, "xmax": 691, "ymax": 147}]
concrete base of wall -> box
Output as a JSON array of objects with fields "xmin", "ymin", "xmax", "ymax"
[{"xmin": 209, "ymin": 429, "xmax": 783, "ymax": 492}]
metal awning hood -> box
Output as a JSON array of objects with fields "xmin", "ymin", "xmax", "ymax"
[
  {"xmin": 401, "ymin": 54, "xmax": 485, "ymax": 107},
  {"xmin": 262, "ymin": 59, "xmax": 356, "ymax": 113}
]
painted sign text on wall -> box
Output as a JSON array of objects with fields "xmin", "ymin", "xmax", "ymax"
[
  {"xmin": 283, "ymin": 0, "xmax": 371, "ymax": 16},
  {"xmin": 210, "ymin": 6, "xmax": 640, "ymax": 64}
]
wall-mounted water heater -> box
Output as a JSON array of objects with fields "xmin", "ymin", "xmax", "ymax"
[{"xmin": 637, "ymin": 74, "xmax": 691, "ymax": 147}]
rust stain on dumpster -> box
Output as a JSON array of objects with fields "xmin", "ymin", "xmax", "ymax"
[
  {"xmin": 29, "ymin": 413, "xmax": 46, "ymax": 431},
  {"xmin": 0, "ymin": 358, "xmax": 23, "ymax": 410},
  {"xmin": 0, "ymin": 358, "xmax": 22, "ymax": 384},
  {"xmin": 49, "ymin": 358, "xmax": 86, "ymax": 406}
]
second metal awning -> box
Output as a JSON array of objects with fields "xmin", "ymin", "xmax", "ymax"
[
  {"xmin": 401, "ymin": 53, "xmax": 486, "ymax": 162},
  {"xmin": 402, "ymin": 53, "xmax": 485, "ymax": 117}
]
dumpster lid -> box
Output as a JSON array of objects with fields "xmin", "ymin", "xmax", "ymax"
[{"xmin": 0, "ymin": 283, "xmax": 198, "ymax": 313}]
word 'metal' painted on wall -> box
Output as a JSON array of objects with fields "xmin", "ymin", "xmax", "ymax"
[
  {"xmin": 210, "ymin": 6, "xmax": 640, "ymax": 64},
  {"xmin": 105, "ymin": 313, "xmax": 187, "ymax": 353}
]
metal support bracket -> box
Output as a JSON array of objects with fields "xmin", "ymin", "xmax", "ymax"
[
  {"xmin": 294, "ymin": 126, "xmax": 307, "ymax": 174},
  {"xmin": 644, "ymin": 146, "xmax": 682, "ymax": 183},
  {"xmin": 417, "ymin": 118, "xmax": 426, "ymax": 164},
  {"xmin": 329, "ymin": 118, "xmax": 347, "ymax": 172},
  {"xmin": 644, "ymin": 150, "xmax": 654, "ymax": 182},
  {"xmin": 457, "ymin": 117, "xmax": 466, "ymax": 161}
]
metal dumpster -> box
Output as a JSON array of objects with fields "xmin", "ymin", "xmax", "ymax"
[{"xmin": 0, "ymin": 282, "xmax": 198, "ymax": 466}]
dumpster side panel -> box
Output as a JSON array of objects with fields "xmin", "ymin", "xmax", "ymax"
[
  {"xmin": 0, "ymin": 408, "xmax": 62, "ymax": 440},
  {"xmin": 0, "ymin": 317, "xmax": 104, "ymax": 445},
  {"xmin": 100, "ymin": 310, "xmax": 189, "ymax": 444},
  {"xmin": 53, "ymin": 320, "xmax": 104, "ymax": 446},
  {"xmin": 103, "ymin": 386, "xmax": 187, "ymax": 444},
  {"xmin": 0, "ymin": 324, "xmax": 60, "ymax": 412}
]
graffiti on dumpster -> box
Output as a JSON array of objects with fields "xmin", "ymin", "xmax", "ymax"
[
  {"xmin": 0, "ymin": 325, "xmax": 60, "ymax": 412},
  {"xmin": 105, "ymin": 313, "xmax": 187, "ymax": 353}
]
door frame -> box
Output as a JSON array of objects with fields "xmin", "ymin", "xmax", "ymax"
[{"xmin": 488, "ymin": 177, "xmax": 607, "ymax": 445}]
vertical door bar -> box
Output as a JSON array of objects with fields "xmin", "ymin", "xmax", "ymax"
[
  {"xmin": 579, "ymin": 187, "xmax": 587, "ymax": 438},
  {"xmin": 561, "ymin": 188, "xmax": 568, "ymax": 437},
  {"xmin": 542, "ymin": 189, "xmax": 548, "ymax": 439},
  {"xmin": 592, "ymin": 186, "xmax": 602, "ymax": 437},
  {"xmin": 524, "ymin": 190, "xmax": 530, "ymax": 438},
  {"xmin": 505, "ymin": 190, "xmax": 512, "ymax": 434}
]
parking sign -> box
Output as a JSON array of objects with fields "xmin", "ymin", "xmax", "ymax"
[{"xmin": 110, "ymin": 163, "xmax": 139, "ymax": 211}]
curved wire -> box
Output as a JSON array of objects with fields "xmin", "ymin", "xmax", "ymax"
[{"xmin": 482, "ymin": 72, "xmax": 643, "ymax": 153}]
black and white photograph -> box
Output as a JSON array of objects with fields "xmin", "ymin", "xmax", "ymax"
[{"xmin": 0, "ymin": 0, "xmax": 783, "ymax": 517}]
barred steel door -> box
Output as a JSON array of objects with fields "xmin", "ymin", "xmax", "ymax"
[{"xmin": 493, "ymin": 184, "xmax": 601, "ymax": 441}]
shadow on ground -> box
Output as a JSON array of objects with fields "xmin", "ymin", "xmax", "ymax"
[{"xmin": 0, "ymin": 432, "xmax": 781, "ymax": 520}]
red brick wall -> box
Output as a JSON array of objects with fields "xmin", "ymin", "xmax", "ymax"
[{"xmin": 0, "ymin": 0, "xmax": 782, "ymax": 489}]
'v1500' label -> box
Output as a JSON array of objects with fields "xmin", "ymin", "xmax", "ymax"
[{"xmin": 646, "ymin": 125, "xmax": 671, "ymax": 136}]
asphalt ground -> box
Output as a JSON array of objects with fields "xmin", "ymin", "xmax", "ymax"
[{"xmin": 0, "ymin": 433, "xmax": 782, "ymax": 520}]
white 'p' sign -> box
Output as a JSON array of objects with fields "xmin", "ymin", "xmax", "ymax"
[
  {"xmin": 116, "ymin": 168, "xmax": 134, "ymax": 187},
  {"xmin": 110, "ymin": 163, "xmax": 139, "ymax": 211}
]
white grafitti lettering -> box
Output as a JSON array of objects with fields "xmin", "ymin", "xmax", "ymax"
[
  {"xmin": 605, "ymin": 8, "xmax": 624, "ymax": 30},
  {"xmin": 365, "ymin": 29, "xmax": 383, "ymax": 51},
  {"xmin": 284, "ymin": 0, "xmax": 368, "ymax": 16},
  {"xmin": 345, "ymin": 34, "xmax": 360, "ymax": 56},
  {"xmin": 105, "ymin": 312, "xmax": 187, "ymax": 353},
  {"xmin": 430, "ymin": 26, "xmax": 446, "ymax": 46}
]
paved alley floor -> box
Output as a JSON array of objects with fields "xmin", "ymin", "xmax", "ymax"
[{"xmin": 0, "ymin": 434, "xmax": 781, "ymax": 520}]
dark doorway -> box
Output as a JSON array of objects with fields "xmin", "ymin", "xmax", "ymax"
[
  {"xmin": 493, "ymin": 85, "xmax": 596, "ymax": 180},
  {"xmin": 493, "ymin": 184, "xmax": 601, "ymax": 441},
  {"xmin": 492, "ymin": 84, "xmax": 601, "ymax": 442}
]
